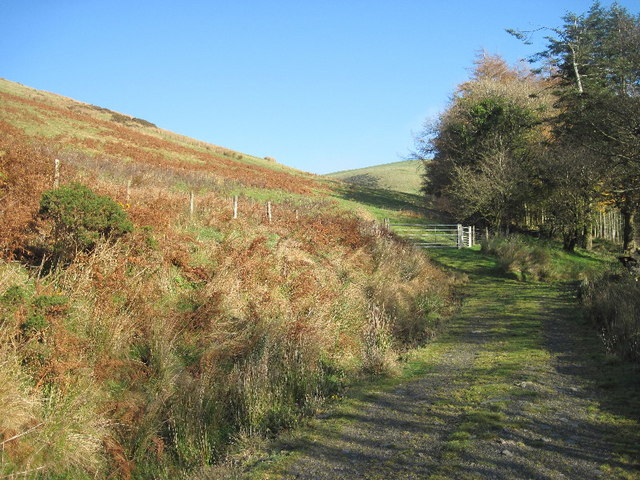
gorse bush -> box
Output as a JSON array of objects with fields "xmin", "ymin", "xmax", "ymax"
[{"xmin": 38, "ymin": 183, "xmax": 133, "ymax": 263}]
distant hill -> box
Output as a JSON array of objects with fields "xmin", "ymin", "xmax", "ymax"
[{"xmin": 325, "ymin": 159, "xmax": 425, "ymax": 195}]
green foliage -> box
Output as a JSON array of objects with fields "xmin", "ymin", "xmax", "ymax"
[
  {"xmin": 110, "ymin": 112, "xmax": 157, "ymax": 128},
  {"xmin": 39, "ymin": 183, "xmax": 133, "ymax": 262},
  {"xmin": 417, "ymin": 55, "xmax": 550, "ymax": 232},
  {"xmin": 455, "ymin": 97, "xmax": 537, "ymax": 159},
  {"xmin": 33, "ymin": 294, "xmax": 69, "ymax": 310},
  {"xmin": 507, "ymin": 2, "xmax": 640, "ymax": 250},
  {"xmin": 140, "ymin": 225, "xmax": 159, "ymax": 250},
  {"xmin": 528, "ymin": 2, "xmax": 640, "ymax": 95},
  {"xmin": 17, "ymin": 294, "xmax": 69, "ymax": 337},
  {"xmin": 480, "ymin": 234, "xmax": 609, "ymax": 282},
  {"xmin": 342, "ymin": 173, "xmax": 380, "ymax": 188},
  {"xmin": 21, "ymin": 312, "xmax": 48, "ymax": 333},
  {"xmin": 1, "ymin": 285, "xmax": 27, "ymax": 306},
  {"xmin": 481, "ymin": 235, "xmax": 555, "ymax": 281}
]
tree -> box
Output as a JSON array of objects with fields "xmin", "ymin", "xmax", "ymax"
[
  {"xmin": 416, "ymin": 54, "xmax": 553, "ymax": 232},
  {"xmin": 510, "ymin": 2, "xmax": 640, "ymax": 250}
]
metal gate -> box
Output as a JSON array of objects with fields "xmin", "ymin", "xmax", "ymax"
[{"xmin": 388, "ymin": 223, "xmax": 476, "ymax": 248}]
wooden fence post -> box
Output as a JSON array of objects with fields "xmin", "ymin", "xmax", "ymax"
[
  {"xmin": 267, "ymin": 202, "xmax": 272, "ymax": 223},
  {"xmin": 53, "ymin": 159, "xmax": 60, "ymax": 188},
  {"xmin": 189, "ymin": 191, "xmax": 195, "ymax": 219},
  {"xmin": 457, "ymin": 224, "xmax": 463, "ymax": 249},
  {"xmin": 126, "ymin": 179, "xmax": 132, "ymax": 205},
  {"xmin": 233, "ymin": 195, "xmax": 238, "ymax": 219}
]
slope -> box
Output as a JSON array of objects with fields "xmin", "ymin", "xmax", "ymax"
[
  {"xmin": 325, "ymin": 159, "xmax": 424, "ymax": 195},
  {"xmin": 0, "ymin": 78, "xmax": 323, "ymax": 195},
  {"xmin": 0, "ymin": 78, "xmax": 454, "ymax": 480}
]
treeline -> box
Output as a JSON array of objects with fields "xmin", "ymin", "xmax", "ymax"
[{"xmin": 417, "ymin": 2, "xmax": 640, "ymax": 251}]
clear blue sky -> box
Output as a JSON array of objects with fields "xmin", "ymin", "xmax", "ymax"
[{"xmin": 1, "ymin": 1, "xmax": 635, "ymax": 174}]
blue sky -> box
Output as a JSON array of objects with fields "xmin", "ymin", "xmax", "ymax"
[{"xmin": 1, "ymin": 1, "xmax": 635, "ymax": 174}]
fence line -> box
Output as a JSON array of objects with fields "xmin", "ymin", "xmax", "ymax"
[{"xmin": 45, "ymin": 158, "xmax": 631, "ymax": 244}]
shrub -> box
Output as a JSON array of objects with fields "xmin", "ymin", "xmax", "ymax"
[
  {"xmin": 481, "ymin": 235, "xmax": 554, "ymax": 281},
  {"xmin": 0, "ymin": 285, "xmax": 26, "ymax": 306},
  {"xmin": 39, "ymin": 183, "xmax": 133, "ymax": 264},
  {"xmin": 20, "ymin": 312, "xmax": 48, "ymax": 334},
  {"xmin": 343, "ymin": 173, "xmax": 380, "ymax": 188}
]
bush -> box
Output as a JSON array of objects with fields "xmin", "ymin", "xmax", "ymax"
[
  {"xmin": 39, "ymin": 183, "xmax": 133, "ymax": 263},
  {"xmin": 481, "ymin": 235, "xmax": 554, "ymax": 281}
]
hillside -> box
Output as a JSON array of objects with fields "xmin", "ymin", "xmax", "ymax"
[
  {"xmin": 0, "ymin": 79, "xmax": 453, "ymax": 479},
  {"xmin": 0, "ymin": 78, "xmax": 322, "ymax": 195},
  {"xmin": 325, "ymin": 159, "xmax": 425, "ymax": 195}
]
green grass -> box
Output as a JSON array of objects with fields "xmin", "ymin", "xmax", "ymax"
[
  {"xmin": 325, "ymin": 159, "xmax": 425, "ymax": 195},
  {"xmin": 326, "ymin": 180, "xmax": 450, "ymax": 223}
]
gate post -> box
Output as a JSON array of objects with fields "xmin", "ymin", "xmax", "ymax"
[{"xmin": 457, "ymin": 224, "xmax": 463, "ymax": 249}]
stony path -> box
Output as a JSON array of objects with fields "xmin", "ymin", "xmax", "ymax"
[{"xmin": 221, "ymin": 251, "xmax": 640, "ymax": 480}]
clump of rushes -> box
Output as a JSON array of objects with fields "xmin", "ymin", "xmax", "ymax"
[{"xmin": 481, "ymin": 235, "xmax": 554, "ymax": 281}]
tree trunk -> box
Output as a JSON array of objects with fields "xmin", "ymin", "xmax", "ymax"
[
  {"xmin": 622, "ymin": 207, "xmax": 636, "ymax": 253},
  {"xmin": 563, "ymin": 230, "xmax": 578, "ymax": 252},
  {"xmin": 567, "ymin": 36, "xmax": 584, "ymax": 94},
  {"xmin": 580, "ymin": 225, "xmax": 593, "ymax": 251}
]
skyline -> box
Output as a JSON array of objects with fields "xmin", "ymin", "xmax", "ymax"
[{"xmin": 2, "ymin": 1, "xmax": 635, "ymax": 174}]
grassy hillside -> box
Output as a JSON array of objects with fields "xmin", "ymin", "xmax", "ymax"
[
  {"xmin": 325, "ymin": 159, "xmax": 425, "ymax": 195},
  {"xmin": 0, "ymin": 79, "xmax": 453, "ymax": 479}
]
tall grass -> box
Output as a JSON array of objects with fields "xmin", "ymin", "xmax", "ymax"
[
  {"xmin": 0, "ymin": 88, "xmax": 454, "ymax": 478},
  {"xmin": 480, "ymin": 234, "xmax": 609, "ymax": 282},
  {"xmin": 481, "ymin": 235, "xmax": 555, "ymax": 281},
  {"xmin": 0, "ymin": 199, "xmax": 452, "ymax": 479},
  {"xmin": 581, "ymin": 272, "xmax": 640, "ymax": 363}
]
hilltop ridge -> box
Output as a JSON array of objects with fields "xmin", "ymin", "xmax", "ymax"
[{"xmin": 325, "ymin": 159, "xmax": 424, "ymax": 195}]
